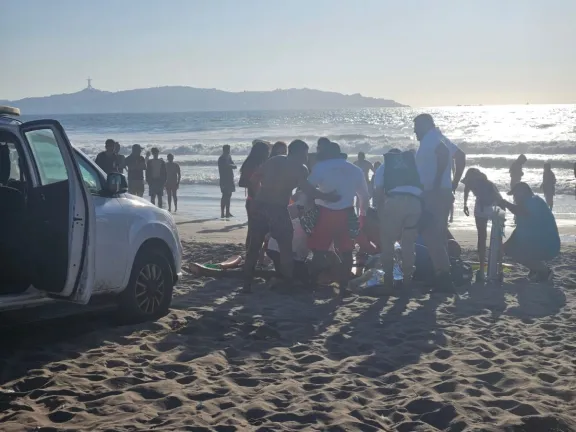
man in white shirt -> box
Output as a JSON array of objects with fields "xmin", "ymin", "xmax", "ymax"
[
  {"xmin": 307, "ymin": 142, "xmax": 370, "ymax": 291},
  {"xmin": 373, "ymin": 149, "xmax": 423, "ymax": 288},
  {"xmin": 414, "ymin": 114, "xmax": 458, "ymax": 291}
]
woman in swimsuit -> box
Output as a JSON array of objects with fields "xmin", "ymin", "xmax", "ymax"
[
  {"xmin": 239, "ymin": 140, "xmax": 270, "ymax": 246},
  {"xmin": 462, "ymin": 168, "xmax": 503, "ymax": 283}
]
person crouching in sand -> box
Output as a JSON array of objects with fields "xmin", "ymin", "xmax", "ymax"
[
  {"xmin": 307, "ymin": 141, "xmax": 370, "ymax": 294},
  {"xmin": 498, "ymin": 182, "xmax": 560, "ymax": 282},
  {"xmin": 461, "ymin": 168, "xmax": 503, "ymax": 283},
  {"xmin": 243, "ymin": 140, "xmax": 339, "ymax": 292}
]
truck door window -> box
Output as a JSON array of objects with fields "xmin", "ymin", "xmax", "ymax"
[{"xmin": 25, "ymin": 129, "xmax": 69, "ymax": 185}]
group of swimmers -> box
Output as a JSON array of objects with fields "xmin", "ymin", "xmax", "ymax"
[{"xmin": 237, "ymin": 113, "xmax": 561, "ymax": 293}]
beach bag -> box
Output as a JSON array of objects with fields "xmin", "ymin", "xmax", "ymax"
[{"xmin": 383, "ymin": 151, "xmax": 422, "ymax": 193}]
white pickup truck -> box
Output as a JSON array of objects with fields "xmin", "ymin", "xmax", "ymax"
[{"xmin": 0, "ymin": 106, "xmax": 183, "ymax": 319}]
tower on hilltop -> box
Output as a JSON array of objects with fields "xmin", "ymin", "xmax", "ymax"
[{"xmin": 86, "ymin": 77, "xmax": 94, "ymax": 90}]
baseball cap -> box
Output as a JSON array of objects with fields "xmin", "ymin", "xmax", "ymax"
[
  {"xmin": 132, "ymin": 144, "xmax": 143, "ymax": 151},
  {"xmin": 507, "ymin": 182, "xmax": 532, "ymax": 196}
]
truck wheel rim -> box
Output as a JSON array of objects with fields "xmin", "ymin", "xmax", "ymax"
[{"xmin": 135, "ymin": 263, "xmax": 165, "ymax": 314}]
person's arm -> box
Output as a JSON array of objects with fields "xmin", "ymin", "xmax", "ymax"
[
  {"xmin": 145, "ymin": 160, "xmax": 150, "ymax": 183},
  {"xmin": 368, "ymin": 162, "xmax": 374, "ymax": 174},
  {"xmin": 95, "ymin": 154, "xmax": 104, "ymax": 171},
  {"xmin": 372, "ymin": 165, "xmax": 385, "ymax": 210},
  {"xmin": 300, "ymin": 165, "xmax": 339, "ymax": 202},
  {"xmin": 176, "ymin": 164, "xmax": 181, "ymax": 185},
  {"xmin": 497, "ymin": 198, "xmax": 529, "ymax": 217},
  {"xmin": 463, "ymin": 184, "xmax": 470, "ymax": 216},
  {"xmin": 230, "ymin": 157, "xmax": 237, "ymax": 170},
  {"xmin": 452, "ymin": 148, "xmax": 466, "ymax": 191},
  {"xmin": 433, "ymin": 141, "xmax": 449, "ymax": 190}
]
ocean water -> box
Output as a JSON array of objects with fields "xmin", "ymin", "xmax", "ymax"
[{"xmin": 20, "ymin": 105, "xmax": 576, "ymax": 222}]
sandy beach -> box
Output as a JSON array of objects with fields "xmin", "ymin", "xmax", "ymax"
[{"xmin": 2, "ymin": 221, "xmax": 576, "ymax": 431}]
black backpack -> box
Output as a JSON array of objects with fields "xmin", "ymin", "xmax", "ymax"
[{"xmin": 383, "ymin": 151, "xmax": 422, "ymax": 193}]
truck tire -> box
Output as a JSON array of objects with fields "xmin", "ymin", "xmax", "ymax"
[{"xmin": 118, "ymin": 248, "xmax": 174, "ymax": 320}]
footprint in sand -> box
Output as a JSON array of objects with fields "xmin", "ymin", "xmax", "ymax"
[
  {"xmin": 48, "ymin": 410, "xmax": 75, "ymax": 423},
  {"xmin": 429, "ymin": 362, "xmax": 451, "ymax": 373},
  {"xmin": 538, "ymin": 372, "xmax": 559, "ymax": 384},
  {"xmin": 12, "ymin": 376, "xmax": 51, "ymax": 393}
]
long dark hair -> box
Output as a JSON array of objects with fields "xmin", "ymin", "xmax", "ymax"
[
  {"xmin": 241, "ymin": 140, "xmax": 270, "ymax": 175},
  {"xmin": 270, "ymin": 141, "xmax": 287, "ymax": 158}
]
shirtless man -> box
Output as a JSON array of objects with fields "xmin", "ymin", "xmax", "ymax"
[{"xmin": 243, "ymin": 139, "xmax": 339, "ymax": 292}]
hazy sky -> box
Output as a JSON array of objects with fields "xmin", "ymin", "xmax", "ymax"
[{"xmin": 1, "ymin": 0, "xmax": 575, "ymax": 106}]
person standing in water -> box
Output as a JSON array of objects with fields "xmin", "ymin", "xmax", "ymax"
[
  {"xmin": 125, "ymin": 144, "xmax": 147, "ymax": 197},
  {"xmin": 461, "ymin": 168, "xmax": 503, "ymax": 283},
  {"xmin": 218, "ymin": 145, "xmax": 236, "ymax": 218},
  {"xmin": 165, "ymin": 153, "xmax": 181, "ymax": 212},
  {"xmin": 95, "ymin": 139, "xmax": 119, "ymax": 175},
  {"xmin": 146, "ymin": 147, "xmax": 167, "ymax": 209},
  {"xmin": 243, "ymin": 140, "xmax": 339, "ymax": 292},
  {"xmin": 541, "ymin": 162, "xmax": 556, "ymax": 210},
  {"xmin": 509, "ymin": 154, "xmax": 527, "ymax": 189}
]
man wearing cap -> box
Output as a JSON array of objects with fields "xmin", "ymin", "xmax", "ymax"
[
  {"xmin": 125, "ymin": 144, "xmax": 147, "ymax": 197},
  {"xmin": 95, "ymin": 139, "xmax": 119, "ymax": 175},
  {"xmin": 308, "ymin": 141, "xmax": 370, "ymax": 292},
  {"xmin": 498, "ymin": 182, "xmax": 560, "ymax": 282}
]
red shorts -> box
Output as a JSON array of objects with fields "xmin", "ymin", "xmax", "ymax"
[{"xmin": 308, "ymin": 206, "xmax": 355, "ymax": 252}]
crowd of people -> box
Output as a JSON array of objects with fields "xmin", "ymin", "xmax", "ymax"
[
  {"xmin": 233, "ymin": 113, "xmax": 560, "ymax": 293},
  {"xmin": 93, "ymin": 115, "xmax": 562, "ymax": 293},
  {"xmin": 95, "ymin": 139, "xmax": 181, "ymax": 212}
]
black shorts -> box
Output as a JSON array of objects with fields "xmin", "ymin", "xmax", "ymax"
[
  {"xmin": 148, "ymin": 180, "xmax": 164, "ymax": 197},
  {"xmin": 249, "ymin": 200, "xmax": 293, "ymax": 245}
]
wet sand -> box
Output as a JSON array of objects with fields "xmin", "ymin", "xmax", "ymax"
[{"xmin": 1, "ymin": 226, "xmax": 576, "ymax": 431}]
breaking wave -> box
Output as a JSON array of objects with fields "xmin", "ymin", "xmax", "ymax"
[{"xmin": 79, "ymin": 139, "xmax": 576, "ymax": 158}]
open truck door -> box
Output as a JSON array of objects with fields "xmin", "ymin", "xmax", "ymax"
[{"xmin": 20, "ymin": 120, "xmax": 95, "ymax": 304}]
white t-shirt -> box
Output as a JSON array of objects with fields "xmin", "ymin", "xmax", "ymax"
[
  {"xmin": 267, "ymin": 218, "xmax": 309, "ymax": 262},
  {"xmin": 308, "ymin": 158, "xmax": 370, "ymax": 214},
  {"xmin": 415, "ymin": 128, "xmax": 459, "ymax": 191},
  {"xmin": 373, "ymin": 162, "xmax": 422, "ymax": 197}
]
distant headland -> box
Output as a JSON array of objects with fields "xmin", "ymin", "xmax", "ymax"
[{"xmin": 1, "ymin": 81, "xmax": 407, "ymax": 115}]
